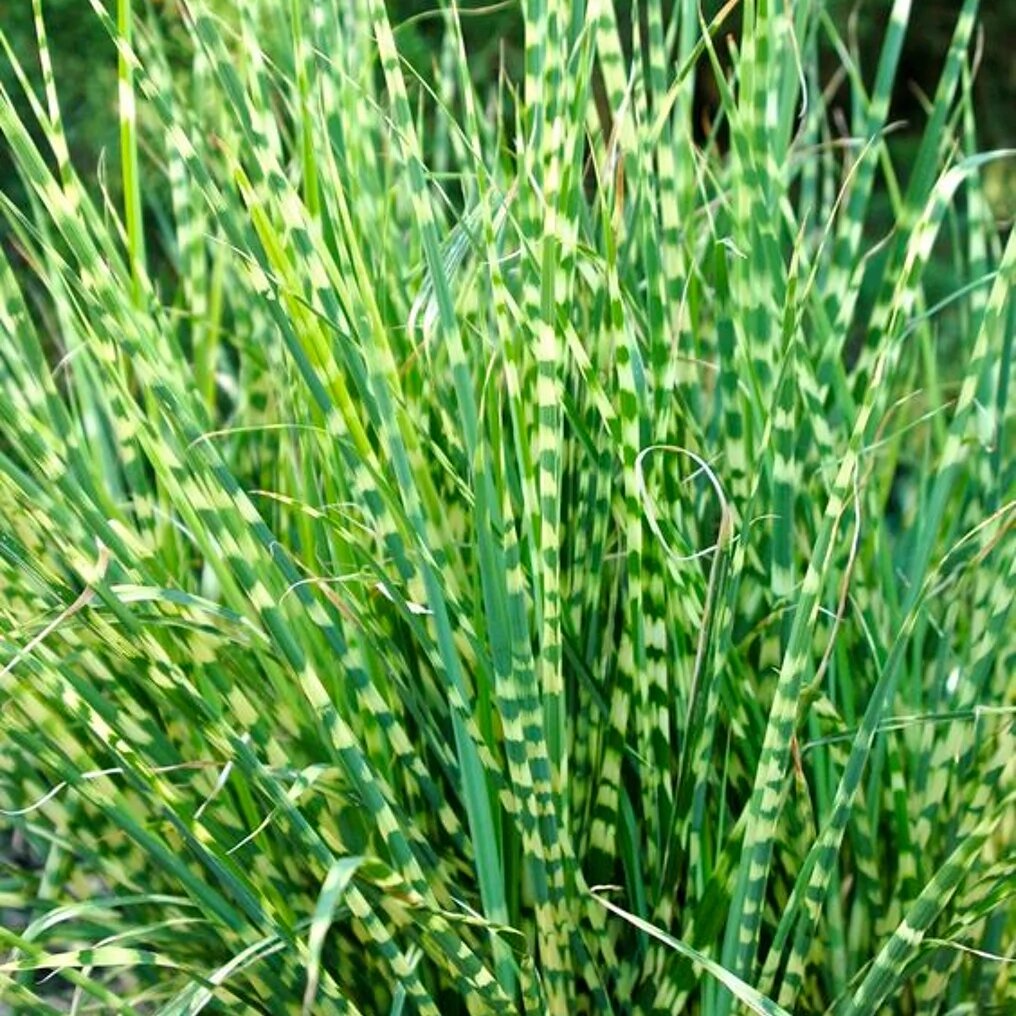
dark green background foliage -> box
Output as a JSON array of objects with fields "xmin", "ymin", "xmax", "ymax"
[{"xmin": 1, "ymin": 1, "xmax": 116, "ymax": 191}]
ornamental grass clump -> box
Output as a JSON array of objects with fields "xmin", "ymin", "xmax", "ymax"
[{"xmin": 0, "ymin": 0, "xmax": 1013, "ymax": 1013}]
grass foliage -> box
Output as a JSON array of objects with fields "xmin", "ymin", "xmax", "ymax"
[{"xmin": 1, "ymin": 0, "xmax": 1013, "ymax": 1012}]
